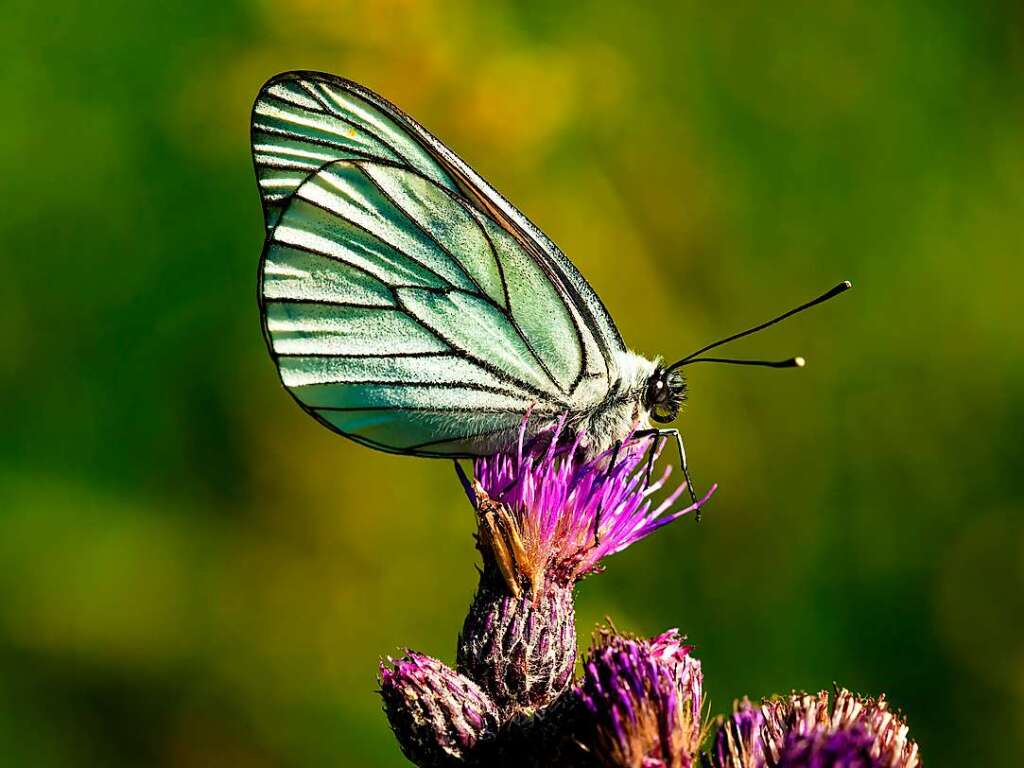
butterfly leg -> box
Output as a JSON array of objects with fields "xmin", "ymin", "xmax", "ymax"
[
  {"xmin": 605, "ymin": 440, "xmax": 623, "ymax": 477},
  {"xmin": 642, "ymin": 432, "xmax": 663, "ymax": 488},
  {"xmin": 634, "ymin": 428, "xmax": 702, "ymax": 522}
]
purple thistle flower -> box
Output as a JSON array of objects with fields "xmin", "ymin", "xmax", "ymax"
[
  {"xmin": 575, "ymin": 628, "xmax": 704, "ymax": 768},
  {"xmin": 379, "ymin": 651, "xmax": 499, "ymax": 767},
  {"xmin": 762, "ymin": 688, "xmax": 920, "ymax": 768},
  {"xmin": 706, "ymin": 687, "xmax": 920, "ymax": 768},
  {"xmin": 467, "ymin": 416, "xmax": 716, "ymax": 595},
  {"xmin": 456, "ymin": 418, "xmax": 712, "ymax": 717}
]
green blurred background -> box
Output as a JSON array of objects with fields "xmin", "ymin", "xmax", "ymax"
[{"xmin": 3, "ymin": 1, "xmax": 1022, "ymax": 765}]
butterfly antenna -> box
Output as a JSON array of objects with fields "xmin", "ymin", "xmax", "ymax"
[
  {"xmin": 666, "ymin": 281, "xmax": 852, "ymax": 372},
  {"xmin": 678, "ymin": 355, "xmax": 805, "ymax": 368}
]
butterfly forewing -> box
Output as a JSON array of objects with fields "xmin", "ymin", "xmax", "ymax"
[{"xmin": 253, "ymin": 76, "xmax": 458, "ymax": 221}]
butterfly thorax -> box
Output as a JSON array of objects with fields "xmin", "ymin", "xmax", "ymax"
[{"xmin": 574, "ymin": 351, "xmax": 685, "ymax": 456}]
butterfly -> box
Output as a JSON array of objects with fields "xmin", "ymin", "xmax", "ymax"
[{"xmin": 252, "ymin": 70, "xmax": 849, "ymax": 499}]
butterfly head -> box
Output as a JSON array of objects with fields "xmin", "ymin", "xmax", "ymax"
[{"xmin": 645, "ymin": 366, "xmax": 686, "ymax": 424}]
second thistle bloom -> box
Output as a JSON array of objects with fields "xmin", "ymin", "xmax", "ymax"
[{"xmin": 575, "ymin": 628, "xmax": 705, "ymax": 768}]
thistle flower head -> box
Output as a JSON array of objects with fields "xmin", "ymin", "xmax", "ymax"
[
  {"xmin": 379, "ymin": 651, "xmax": 499, "ymax": 767},
  {"xmin": 467, "ymin": 416, "xmax": 716, "ymax": 598},
  {"xmin": 706, "ymin": 687, "xmax": 920, "ymax": 768},
  {"xmin": 576, "ymin": 628, "xmax": 705, "ymax": 768},
  {"xmin": 762, "ymin": 688, "xmax": 920, "ymax": 768}
]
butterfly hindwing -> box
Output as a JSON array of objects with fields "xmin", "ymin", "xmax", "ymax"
[
  {"xmin": 261, "ymin": 159, "xmax": 580, "ymax": 454},
  {"xmin": 253, "ymin": 71, "xmax": 628, "ymax": 455}
]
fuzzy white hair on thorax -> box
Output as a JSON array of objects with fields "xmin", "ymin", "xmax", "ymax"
[{"xmin": 574, "ymin": 350, "xmax": 660, "ymax": 457}]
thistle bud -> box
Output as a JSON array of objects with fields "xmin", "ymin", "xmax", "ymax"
[
  {"xmin": 457, "ymin": 580, "xmax": 576, "ymax": 715},
  {"xmin": 379, "ymin": 652, "xmax": 499, "ymax": 767}
]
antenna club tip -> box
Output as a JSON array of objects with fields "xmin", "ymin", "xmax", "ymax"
[
  {"xmin": 794, "ymin": 356, "xmax": 806, "ymax": 367},
  {"xmin": 840, "ymin": 280, "xmax": 853, "ymax": 290}
]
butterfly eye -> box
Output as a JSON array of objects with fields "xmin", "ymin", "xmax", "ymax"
[
  {"xmin": 645, "ymin": 375, "xmax": 664, "ymax": 404},
  {"xmin": 645, "ymin": 369, "xmax": 684, "ymax": 424}
]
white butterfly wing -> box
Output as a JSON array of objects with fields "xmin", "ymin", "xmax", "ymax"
[{"xmin": 253, "ymin": 71, "xmax": 627, "ymax": 455}]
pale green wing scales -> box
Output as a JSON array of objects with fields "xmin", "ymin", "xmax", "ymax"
[
  {"xmin": 260, "ymin": 159, "xmax": 578, "ymax": 455},
  {"xmin": 279, "ymin": 355, "xmax": 527, "ymax": 395},
  {"xmin": 252, "ymin": 75, "xmax": 457, "ymax": 227},
  {"xmin": 361, "ymin": 163, "xmax": 506, "ymax": 309},
  {"xmin": 317, "ymin": 409, "xmax": 529, "ymax": 455},
  {"xmin": 265, "ymin": 303, "xmax": 447, "ymax": 357},
  {"xmin": 472, "ymin": 214, "xmax": 586, "ymax": 396}
]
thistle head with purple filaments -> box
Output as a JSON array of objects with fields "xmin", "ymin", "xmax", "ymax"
[
  {"xmin": 706, "ymin": 688, "xmax": 920, "ymax": 768},
  {"xmin": 576, "ymin": 628, "xmax": 705, "ymax": 768},
  {"xmin": 464, "ymin": 415, "xmax": 716, "ymax": 598}
]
